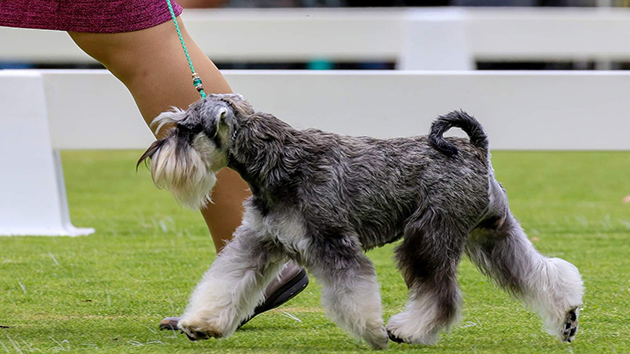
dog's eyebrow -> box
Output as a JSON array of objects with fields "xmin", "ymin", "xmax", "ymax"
[
  {"xmin": 178, "ymin": 124, "xmax": 203, "ymax": 138},
  {"xmin": 219, "ymin": 98, "xmax": 236, "ymax": 111}
]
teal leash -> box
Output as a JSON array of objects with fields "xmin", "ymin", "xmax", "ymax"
[{"xmin": 165, "ymin": 0, "xmax": 207, "ymax": 99}]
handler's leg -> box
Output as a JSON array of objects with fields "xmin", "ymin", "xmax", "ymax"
[
  {"xmin": 68, "ymin": 18, "xmax": 307, "ymax": 322},
  {"xmin": 69, "ymin": 20, "xmax": 241, "ymax": 252}
]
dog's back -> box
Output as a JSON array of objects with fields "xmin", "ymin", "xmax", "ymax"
[{"xmin": 284, "ymin": 113, "xmax": 492, "ymax": 251}]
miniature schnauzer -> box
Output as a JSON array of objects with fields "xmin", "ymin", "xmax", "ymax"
[{"xmin": 138, "ymin": 94, "xmax": 583, "ymax": 349}]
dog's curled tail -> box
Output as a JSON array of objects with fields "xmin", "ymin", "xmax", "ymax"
[{"xmin": 429, "ymin": 110, "xmax": 489, "ymax": 157}]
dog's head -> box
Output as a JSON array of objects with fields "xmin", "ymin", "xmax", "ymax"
[{"xmin": 137, "ymin": 94, "xmax": 254, "ymax": 209}]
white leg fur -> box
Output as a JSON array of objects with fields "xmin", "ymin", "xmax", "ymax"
[
  {"xmin": 178, "ymin": 231, "xmax": 283, "ymax": 339},
  {"xmin": 513, "ymin": 226, "xmax": 584, "ymax": 340},
  {"xmin": 312, "ymin": 262, "xmax": 388, "ymax": 349},
  {"xmin": 386, "ymin": 288, "xmax": 461, "ymax": 345},
  {"xmin": 469, "ymin": 177, "xmax": 584, "ymax": 342}
]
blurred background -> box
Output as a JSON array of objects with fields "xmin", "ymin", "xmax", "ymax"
[
  {"xmin": 1, "ymin": 0, "xmax": 629, "ymax": 71},
  {"xmin": 1, "ymin": 3, "xmax": 629, "ymax": 352}
]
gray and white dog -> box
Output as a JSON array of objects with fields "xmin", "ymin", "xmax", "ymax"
[{"xmin": 139, "ymin": 94, "xmax": 583, "ymax": 349}]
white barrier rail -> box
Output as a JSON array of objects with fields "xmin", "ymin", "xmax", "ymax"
[
  {"xmin": 44, "ymin": 69, "xmax": 630, "ymax": 150},
  {"xmin": 1, "ymin": 8, "xmax": 630, "ymax": 68},
  {"xmin": 1, "ymin": 69, "xmax": 628, "ymax": 235}
]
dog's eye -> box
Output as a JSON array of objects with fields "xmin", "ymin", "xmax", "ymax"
[{"xmin": 203, "ymin": 123, "xmax": 218, "ymax": 139}]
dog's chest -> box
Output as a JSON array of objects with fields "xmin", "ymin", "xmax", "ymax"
[{"xmin": 258, "ymin": 211, "xmax": 310, "ymax": 258}]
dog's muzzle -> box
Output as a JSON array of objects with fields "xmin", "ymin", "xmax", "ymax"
[{"xmin": 138, "ymin": 128, "xmax": 218, "ymax": 210}]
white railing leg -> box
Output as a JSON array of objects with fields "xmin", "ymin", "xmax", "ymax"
[
  {"xmin": 398, "ymin": 9, "xmax": 473, "ymax": 71},
  {"xmin": 0, "ymin": 71, "xmax": 94, "ymax": 236}
]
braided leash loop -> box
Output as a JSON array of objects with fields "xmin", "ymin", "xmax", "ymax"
[{"xmin": 165, "ymin": 0, "xmax": 207, "ymax": 98}]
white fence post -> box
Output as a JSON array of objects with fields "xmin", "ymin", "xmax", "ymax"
[
  {"xmin": 0, "ymin": 71, "xmax": 94, "ymax": 236},
  {"xmin": 398, "ymin": 9, "xmax": 473, "ymax": 70}
]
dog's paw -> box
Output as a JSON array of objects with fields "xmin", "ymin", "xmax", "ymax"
[
  {"xmin": 177, "ymin": 317, "xmax": 226, "ymax": 341},
  {"xmin": 560, "ymin": 307, "xmax": 579, "ymax": 343},
  {"xmin": 386, "ymin": 313, "xmax": 439, "ymax": 345},
  {"xmin": 363, "ymin": 327, "xmax": 389, "ymax": 350}
]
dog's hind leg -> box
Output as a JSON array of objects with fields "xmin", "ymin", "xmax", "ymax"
[
  {"xmin": 466, "ymin": 179, "xmax": 584, "ymax": 342},
  {"xmin": 387, "ymin": 209, "xmax": 468, "ymax": 345},
  {"xmin": 178, "ymin": 222, "xmax": 285, "ymax": 341},
  {"xmin": 306, "ymin": 238, "xmax": 388, "ymax": 350}
]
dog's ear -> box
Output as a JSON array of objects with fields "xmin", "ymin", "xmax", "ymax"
[
  {"xmin": 151, "ymin": 107, "xmax": 187, "ymax": 135},
  {"xmin": 216, "ymin": 106, "xmax": 229, "ymax": 123},
  {"xmin": 217, "ymin": 94, "xmax": 255, "ymax": 117},
  {"xmin": 199, "ymin": 102, "xmax": 236, "ymax": 143},
  {"xmin": 208, "ymin": 105, "xmax": 232, "ymax": 136},
  {"xmin": 207, "ymin": 93, "xmax": 255, "ymax": 118}
]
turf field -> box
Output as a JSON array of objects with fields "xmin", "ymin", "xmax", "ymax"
[{"xmin": 0, "ymin": 150, "xmax": 628, "ymax": 353}]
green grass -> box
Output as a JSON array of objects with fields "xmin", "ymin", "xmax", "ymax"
[{"xmin": 1, "ymin": 150, "xmax": 629, "ymax": 353}]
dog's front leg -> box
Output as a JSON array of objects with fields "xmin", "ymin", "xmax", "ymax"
[{"xmin": 178, "ymin": 225, "xmax": 284, "ymax": 340}]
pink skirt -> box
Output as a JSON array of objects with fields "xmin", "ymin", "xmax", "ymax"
[{"xmin": 0, "ymin": 0, "xmax": 183, "ymax": 33}]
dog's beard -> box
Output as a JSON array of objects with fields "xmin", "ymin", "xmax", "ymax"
[{"xmin": 149, "ymin": 135, "xmax": 219, "ymax": 210}]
